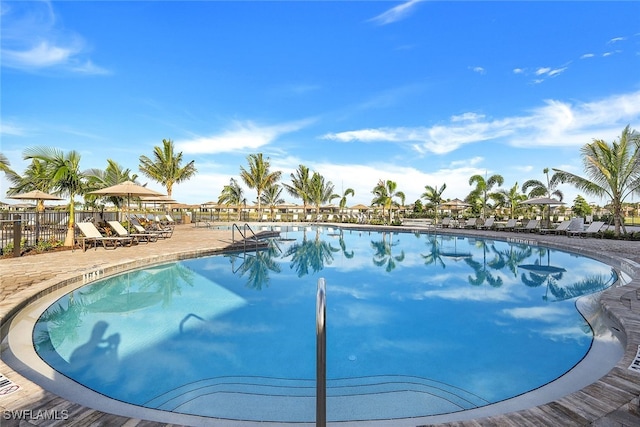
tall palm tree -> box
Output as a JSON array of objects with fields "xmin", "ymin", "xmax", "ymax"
[
  {"xmin": 307, "ymin": 171, "xmax": 338, "ymax": 215},
  {"xmin": 372, "ymin": 179, "xmax": 405, "ymax": 223},
  {"xmin": 218, "ymin": 178, "xmax": 246, "ymax": 220},
  {"xmin": 283, "ymin": 164, "xmax": 312, "ymax": 217},
  {"xmin": 337, "ymin": 187, "xmax": 355, "ymax": 215},
  {"xmin": 522, "ymin": 168, "xmax": 564, "ymax": 201},
  {"xmin": 23, "ymin": 147, "xmax": 85, "ymax": 246},
  {"xmin": 468, "ymin": 173, "xmax": 504, "ymax": 218},
  {"xmin": 0, "ymin": 152, "xmax": 17, "ymax": 177},
  {"xmin": 494, "ymin": 182, "xmax": 526, "ymax": 219},
  {"xmin": 138, "ymin": 139, "xmax": 197, "ymax": 197},
  {"xmin": 421, "ymin": 183, "xmax": 446, "ymax": 225},
  {"xmin": 239, "ymin": 153, "xmax": 282, "ymax": 219},
  {"xmin": 261, "ymin": 184, "xmax": 285, "ymax": 220},
  {"xmin": 84, "ymin": 159, "xmax": 139, "ymax": 210},
  {"xmin": 553, "ymin": 125, "xmax": 640, "ymax": 236},
  {"xmin": 4, "ymin": 158, "xmax": 53, "ymax": 212}
]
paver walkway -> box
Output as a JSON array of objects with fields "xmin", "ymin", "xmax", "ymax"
[{"xmin": 1, "ymin": 223, "xmax": 640, "ymax": 426}]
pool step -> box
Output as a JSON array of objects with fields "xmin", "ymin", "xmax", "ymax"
[{"xmin": 144, "ymin": 375, "xmax": 489, "ymax": 421}]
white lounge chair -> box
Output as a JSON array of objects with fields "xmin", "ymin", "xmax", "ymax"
[
  {"xmin": 107, "ymin": 220, "xmax": 158, "ymax": 243},
  {"xmin": 76, "ymin": 222, "xmax": 133, "ymax": 251}
]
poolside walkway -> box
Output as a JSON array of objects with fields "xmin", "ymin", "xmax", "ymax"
[{"xmin": 1, "ymin": 223, "xmax": 640, "ymax": 426}]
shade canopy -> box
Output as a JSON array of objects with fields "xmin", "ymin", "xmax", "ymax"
[
  {"xmin": 89, "ymin": 181, "xmax": 164, "ymax": 198},
  {"xmin": 441, "ymin": 198, "xmax": 471, "ymax": 208},
  {"xmin": 8, "ymin": 190, "xmax": 64, "ymax": 201},
  {"xmin": 521, "ymin": 197, "xmax": 565, "ymax": 206},
  {"xmin": 140, "ymin": 195, "xmax": 177, "ymax": 203}
]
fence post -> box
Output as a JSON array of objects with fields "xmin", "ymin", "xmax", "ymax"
[
  {"xmin": 316, "ymin": 278, "xmax": 326, "ymax": 427},
  {"xmin": 12, "ymin": 215, "xmax": 22, "ymax": 257}
]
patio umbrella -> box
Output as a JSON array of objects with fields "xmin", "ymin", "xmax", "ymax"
[
  {"xmin": 521, "ymin": 197, "xmax": 565, "ymax": 224},
  {"xmin": 8, "ymin": 190, "xmax": 64, "ymax": 242},
  {"xmin": 440, "ymin": 198, "xmax": 471, "ymax": 217},
  {"xmin": 90, "ymin": 181, "xmax": 165, "ymax": 226}
]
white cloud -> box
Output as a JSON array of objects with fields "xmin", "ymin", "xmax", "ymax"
[
  {"xmin": 0, "ymin": 1, "xmax": 107, "ymax": 74},
  {"xmin": 502, "ymin": 305, "xmax": 569, "ymax": 322},
  {"xmin": 368, "ymin": 0, "xmax": 422, "ymax": 25},
  {"xmin": 177, "ymin": 118, "xmax": 314, "ymax": 155},
  {"xmin": 580, "ymin": 53, "xmax": 595, "ymax": 59},
  {"xmin": 608, "ymin": 36, "xmax": 625, "ymax": 44},
  {"xmin": 0, "ymin": 121, "xmax": 26, "ymax": 136},
  {"xmin": 513, "ymin": 68, "xmax": 525, "ymax": 74},
  {"xmin": 321, "ymin": 90, "xmax": 640, "ymax": 155},
  {"xmin": 471, "ymin": 66, "xmax": 486, "ymax": 74}
]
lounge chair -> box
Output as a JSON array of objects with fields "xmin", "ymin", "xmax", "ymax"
[
  {"xmin": 496, "ymin": 218, "xmax": 517, "ymax": 231},
  {"xmin": 132, "ymin": 218, "xmax": 173, "ymax": 238},
  {"xmin": 107, "ymin": 220, "xmax": 158, "ymax": 243},
  {"xmin": 460, "ymin": 218, "xmax": 478, "ymax": 228},
  {"xmin": 76, "ymin": 221, "xmax": 133, "ymax": 251},
  {"xmin": 439, "ymin": 217, "xmax": 453, "ymax": 228},
  {"xmin": 477, "ymin": 217, "xmax": 495, "ymax": 229},
  {"xmin": 539, "ymin": 220, "xmax": 571, "ymax": 235},
  {"xmin": 515, "ymin": 219, "xmax": 539, "ymax": 233},
  {"xmin": 292, "ymin": 214, "xmax": 299, "ymax": 222},
  {"xmin": 567, "ymin": 221, "xmax": 605, "ymax": 238}
]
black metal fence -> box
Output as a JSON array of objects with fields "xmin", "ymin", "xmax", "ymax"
[{"xmin": 0, "ymin": 210, "xmax": 124, "ymax": 256}]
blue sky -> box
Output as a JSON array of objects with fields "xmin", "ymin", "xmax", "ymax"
[{"xmin": 2, "ymin": 0, "xmax": 640, "ymax": 208}]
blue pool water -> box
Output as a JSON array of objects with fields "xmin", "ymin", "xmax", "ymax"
[{"xmin": 33, "ymin": 227, "xmax": 617, "ymax": 422}]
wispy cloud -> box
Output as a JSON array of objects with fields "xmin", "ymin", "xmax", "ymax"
[
  {"xmin": 0, "ymin": 121, "xmax": 26, "ymax": 137},
  {"xmin": 322, "ymin": 90, "xmax": 640, "ymax": 154},
  {"xmin": 368, "ymin": 0, "xmax": 422, "ymax": 26},
  {"xmin": 608, "ymin": 36, "xmax": 625, "ymax": 44},
  {"xmin": 0, "ymin": 1, "xmax": 108, "ymax": 74},
  {"xmin": 177, "ymin": 118, "xmax": 314, "ymax": 154},
  {"xmin": 470, "ymin": 66, "xmax": 486, "ymax": 75}
]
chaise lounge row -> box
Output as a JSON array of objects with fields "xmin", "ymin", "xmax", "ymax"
[{"xmin": 75, "ymin": 217, "xmax": 174, "ymax": 251}]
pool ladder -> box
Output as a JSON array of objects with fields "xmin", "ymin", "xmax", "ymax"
[
  {"xmin": 317, "ymin": 278, "xmax": 326, "ymax": 427},
  {"xmin": 230, "ymin": 223, "xmax": 278, "ymax": 252}
]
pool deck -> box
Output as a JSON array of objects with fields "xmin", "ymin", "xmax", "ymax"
[{"xmin": 1, "ymin": 222, "xmax": 640, "ymax": 427}]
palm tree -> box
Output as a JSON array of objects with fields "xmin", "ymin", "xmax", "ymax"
[
  {"xmin": 138, "ymin": 139, "xmax": 197, "ymax": 197},
  {"xmin": 553, "ymin": 125, "xmax": 640, "ymax": 236},
  {"xmin": 337, "ymin": 187, "xmax": 355, "ymax": 216},
  {"xmin": 371, "ymin": 179, "xmax": 405, "ymax": 224},
  {"xmin": 493, "ymin": 182, "xmax": 526, "ymax": 219},
  {"xmin": 307, "ymin": 171, "xmax": 338, "ymax": 215},
  {"xmin": 283, "ymin": 164, "xmax": 311, "ymax": 217},
  {"xmin": 23, "ymin": 147, "xmax": 85, "ymax": 246},
  {"xmin": 0, "ymin": 152, "xmax": 17, "ymax": 177},
  {"xmin": 218, "ymin": 178, "xmax": 246, "ymax": 220},
  {"xmin": 468, "ymin": 173, "xmax": 504, "ymax": 218},
  {"xmin": 522, "ymin": 168, "xmax": 564, "ymax": 201},
  {"xmin": 421, "ymin": 183, "xmax": 446, "ymax": 225},
  {"xmin": 4, "ymin": 158, "xmax": 53, "ymax": 212},
  {"xmin": 261, "ymin": 184, "xmax": 285, "ymax": 220},
  {"xmin": 84, "ymin": 159, "xmax": 139, "ymax": 210},
  {"xmin": 239, "ymin": 153, "xmax": 282, "ymax": 219}
]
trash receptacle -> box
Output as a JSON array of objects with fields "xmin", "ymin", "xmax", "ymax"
[{"xmin": 182, "ymin": 213, "xmax": 191, "ymax": 224}]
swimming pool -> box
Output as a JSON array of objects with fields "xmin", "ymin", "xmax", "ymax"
[{"xmin": 30, "ymin": 226, "xmax": 621, "ymax": 423}]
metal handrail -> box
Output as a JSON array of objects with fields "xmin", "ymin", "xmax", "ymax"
[
  {"xmin": 316, "ymin": 278, "xmax": 326, "ymax": 427},
  {"xmin": 231, "ymin": 223, "xmax": 260, "ymax": 252}
]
